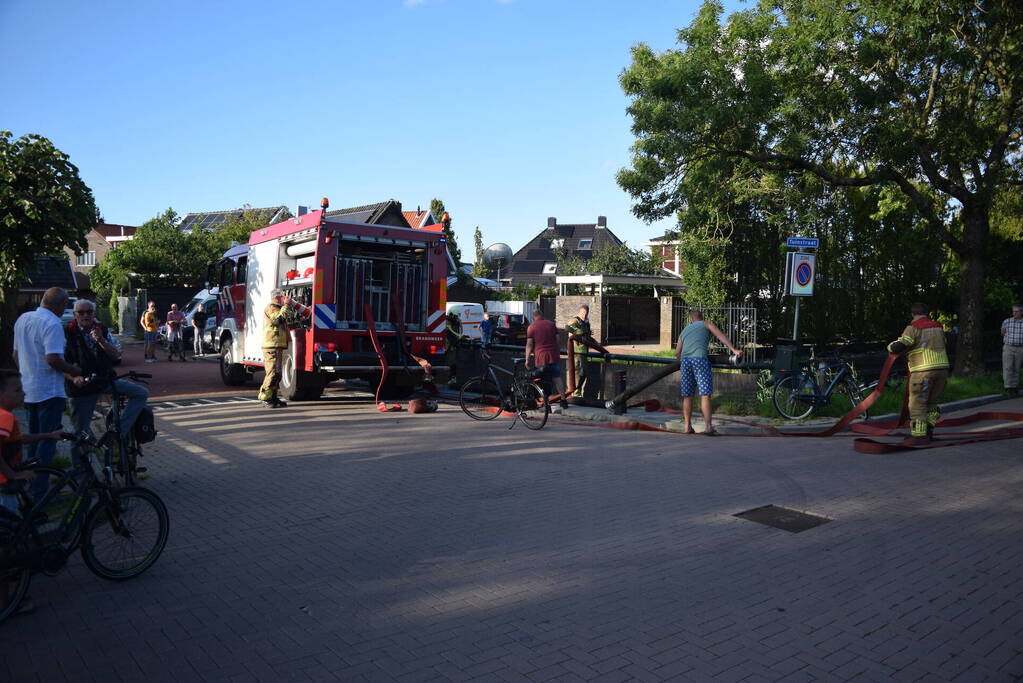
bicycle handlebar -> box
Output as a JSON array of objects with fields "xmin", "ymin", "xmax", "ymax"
[{"xmin": 81, "ymin": 370, "xmax": 152, "ymax": 386}]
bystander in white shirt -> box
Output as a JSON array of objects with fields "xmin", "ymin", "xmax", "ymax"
[{"xmin": 13, "ymin": 306, "xmax": 68, "ymax": 404}]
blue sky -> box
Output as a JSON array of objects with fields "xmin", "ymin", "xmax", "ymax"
[{"xmin": 1, "ymin": 0, "xmax": 736, "ymax": 255}]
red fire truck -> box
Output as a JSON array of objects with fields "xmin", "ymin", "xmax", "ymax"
[{"xmin": 211, "ymin": 203, "xmax": 450, "ymax": 400}]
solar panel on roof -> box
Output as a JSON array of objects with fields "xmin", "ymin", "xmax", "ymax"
[{"xmin": 513, "ymin": 262, "xmax": 544, "ymax": 274}]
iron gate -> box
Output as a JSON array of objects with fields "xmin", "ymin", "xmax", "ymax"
[{"xmin": 671, "ymin": 301, "xmax": 758, "ymax": 361}]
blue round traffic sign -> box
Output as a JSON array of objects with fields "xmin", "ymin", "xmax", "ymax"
[{"xmin": 795, "ymin": 262, "xmax": 813, "ymax": 286}]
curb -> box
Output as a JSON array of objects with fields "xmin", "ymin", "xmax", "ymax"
[
  {"xmin": 439, "ymin": 390, "xmax": 1018, "ymax": 435},
  {"xmin": 869, "ymin": 393, "xmax": 1008, "ymax": 423}
]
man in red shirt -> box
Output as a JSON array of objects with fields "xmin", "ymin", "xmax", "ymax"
[{"xmin": 525, "ymin": 309, "xmax": 568, "ymax": 410}]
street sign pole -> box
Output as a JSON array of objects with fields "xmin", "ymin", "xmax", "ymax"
[
  {"xmin": 793, "ymin": 292, "xmax": 801, "ymax": 341},
  {"xmin": 784, "ymin": 239, "xmax": 817, "ymax": 341}
]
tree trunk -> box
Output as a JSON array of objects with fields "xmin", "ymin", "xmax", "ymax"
[{"xmin": 953, "ymin": 208, "xmax": 989, "ymax": 376}]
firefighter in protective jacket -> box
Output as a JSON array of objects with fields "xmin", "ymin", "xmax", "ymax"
[
  {"xmin": 259, "ymin": 289, "xmax": 297, "ymax": 408},
  {"xmin": 887, "ymin": 302, "xmax": 950, "ymax": 444}
]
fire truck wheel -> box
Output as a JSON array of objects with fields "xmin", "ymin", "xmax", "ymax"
[
  {"xmin": 279, "ymin": 352, "xmax": 324, "ymax": 401},
  {"xmin": 220, "ymin": 340, "xmax": 247, "ymax": 386}
]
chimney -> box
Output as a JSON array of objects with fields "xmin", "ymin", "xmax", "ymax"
[
  {"xmin": 297, "ymin": 205, "xmax": 308, "ymax": 216},
  {"xmin": 547, "ymin": 217, "xmax": 557, "ymax": 228},
  {"xmin": 597, "ymin": 216, "xmax": 607, "ymax": 228}
]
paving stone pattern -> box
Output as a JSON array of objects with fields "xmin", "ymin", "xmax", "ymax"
[{"xmin": 2, "ymin": 399, "xmax": 1021, "ymax": 682}]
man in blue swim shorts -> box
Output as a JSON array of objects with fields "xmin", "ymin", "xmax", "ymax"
[{"xmin": 674, "ymin": 310, "xmax": 741, "ymax": 435}]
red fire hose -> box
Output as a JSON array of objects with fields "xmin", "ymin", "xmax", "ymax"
[
  {"xmin": 363, "ymin": 303, "xmax": 402, "ymax": 412},
  {"xmin": 555, "ymin": 353, "xmax": 1023, "ymax": 454}
]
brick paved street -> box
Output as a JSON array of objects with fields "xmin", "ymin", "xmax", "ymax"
[{"xmin": 2, "ymin": 397, "xmax": 1021, "ymax": 682}]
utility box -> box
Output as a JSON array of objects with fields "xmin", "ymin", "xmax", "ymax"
[{"xmin": 773, "ymin": 339, "xmax": 807, "ymax": 374}]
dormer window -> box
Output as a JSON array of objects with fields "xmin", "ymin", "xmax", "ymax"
[{"xmin": 578, "ymin": 239, "xmax": 593, "ymax": 249}]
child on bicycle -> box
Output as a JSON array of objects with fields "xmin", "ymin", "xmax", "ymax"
[{"xmin": 0, "ymin": 369, "xmax": 65, "ymax": 616}]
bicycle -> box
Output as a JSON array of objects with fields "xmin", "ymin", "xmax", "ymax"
[
  {"xmin": 459, "ymin": 345, "xmax": 550, "ymax": 430},
  {"xmin": 0, "ymin": 431, "xmax": 170, "ymax": 624},
  {"xmin": 97, "ymin": 371, "xmax": 154, "ymax": 487},
  {"xmin": 772, "ymin": 348, "xmax": 870, "ymax": 420}
]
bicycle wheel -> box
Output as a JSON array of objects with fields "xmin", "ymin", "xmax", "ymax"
[
  {"xmin": 81, "ymin": 487, "xmax": 169, "ymax": 581},
  {"xmin": 459, "ymin": 377, "xmax": 502, "ymax": 421},
  {"xmin": 24, "ymin": 466, "xmax": 79, "ymax": 539},
  {"xmin": 0, "ymin": 562, "xmax": 31, "ymax": 625},
  {"xmin": 844, "ymin": 381, "xmax": 868, "ymax": 420},
  {"xmin": 515, "ymin": 381, "xmax": 549, "ymax": 430},
  {"xmin": 773, "ymin": 374, "xmax": 816, "ymax": 420}
]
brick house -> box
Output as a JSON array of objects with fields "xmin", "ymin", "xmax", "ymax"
[
  {"xmin": 61, "ymin": 222, "xmax": 139, "ymax": 294},
  {"xmin": 504, "ymin": 216, "xmax": 624, "ymax": 288},
  {"xmin": 644, "ymin": 232, "xmax": 682, "ymax": 277},
  {"xmin": 15, "ymin": 255, "xmax": 77, "ymax": 314}
]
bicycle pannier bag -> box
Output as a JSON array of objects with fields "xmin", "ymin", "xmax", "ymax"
[{"xmin": 133, "ymin": 408, "xmax": 158, "ymax": 444}]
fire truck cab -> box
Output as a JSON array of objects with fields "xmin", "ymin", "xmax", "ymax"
[{"xmin": 211, "ymin": 208, "xmax": 449, "ymax": 400}]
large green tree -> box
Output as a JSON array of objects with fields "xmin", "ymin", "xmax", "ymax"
[
  {"xmin": 0, "ymin": 131, "xmax": 97, "ymax": 363},
  {"xmin": 618, "ymin": 0, "xmax": 1023, "ymax": 374}
]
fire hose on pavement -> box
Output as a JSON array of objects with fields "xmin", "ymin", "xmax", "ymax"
[{"xmin": 471, "ymin": 341, "xmax": 1023, "ymax": 454}]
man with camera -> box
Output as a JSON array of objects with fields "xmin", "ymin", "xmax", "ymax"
[{"xmin": 64, "ymin": 300, "xmax": 148, "ymax": 436}]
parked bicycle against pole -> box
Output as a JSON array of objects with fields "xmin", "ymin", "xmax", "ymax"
[
  {"xmin": 459, "ymin": 344, "xmax": 550, "ymax": 430},
  {"xmin": 772, "ymin": 348, "xmax": 871, "ymax": 420},
  {"xmin": 0, "ymin": 431, "xmax": 170, "ymax": 624}
]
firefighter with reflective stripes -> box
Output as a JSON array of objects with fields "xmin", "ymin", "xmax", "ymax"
[
  {"xmin": 259, "ymin": 289, "xmax": 298, "ymax": 408},
  {"xmin": 887, "ymin": 302, "xmax": 950, "ymax": 445}
]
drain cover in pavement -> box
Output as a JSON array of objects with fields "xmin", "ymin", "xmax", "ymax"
[{"xmin": 734, "ymin": 505, "xmax": 831, "ymax": 533}]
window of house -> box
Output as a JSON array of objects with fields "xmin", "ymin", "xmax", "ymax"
[
  {"xmin": 578, "ymin": 239, "xmax": 593, "ymax": 249},
  {"xmin": 76, "ymin": 251, "xmax": 96, "ymax": 267},
  {"xmin": 549, "ymin": 238, "xmax": 564, "ymax": 249},
  {"xmin": 542, "ymin": 262, "xmax": 558, "ymax": 274}
]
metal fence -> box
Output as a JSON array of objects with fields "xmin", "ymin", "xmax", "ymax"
[{"xmin": 671, "ymin": 301, "xmax": 758, "ymax": 362}]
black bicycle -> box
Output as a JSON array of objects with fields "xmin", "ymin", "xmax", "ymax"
[
  {"xmin": 772, "ymin": 350, "xmax": 870, "ymax": 420},
  {"xmin": 96, "ymin": 371, "xmax": 153, "ymax": 487},
  {"xmin": 459, "ymin": 346, "xmax": 550, "ymax": 430},
  {"xmin": 0, "ymin": 431, "xmax": 169, "ymax": 624}
]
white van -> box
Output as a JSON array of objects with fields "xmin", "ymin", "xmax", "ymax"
[{"xmin": 446, "ymin": 302, "xmax": 485, "ymax": 340}]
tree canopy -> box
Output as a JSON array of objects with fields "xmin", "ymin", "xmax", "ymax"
[
  {"xmin": 0, "ymin": 131, "xmax": 97, "ymax": 291},
  {"xmin": 618, "ymin": 0, "xmax": 1023, "ymax": 373},
  {"xmin": 1, "ymin": 131, "xmax": 98, "ymax": 363},
  {"xmin": 90, "ymin": 207, "xmax": 289, "ymax": 299}
]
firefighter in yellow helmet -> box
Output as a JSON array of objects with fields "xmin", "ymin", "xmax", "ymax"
[
  {"xmin": 886, "ymin": 302, "xmax": 949, "ymax": 445},
  {"xmin": 259, "ymin": 289, "xmax": 297, "ymax": 408}
]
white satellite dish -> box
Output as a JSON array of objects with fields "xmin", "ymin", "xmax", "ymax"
[{"xmin": 482, "ymin": 243, "xmax": 513, "ymax": 282}]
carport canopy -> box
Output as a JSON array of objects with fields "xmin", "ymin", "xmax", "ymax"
[{"xmin": 555, "ymin": 273, "xmax": 685, "ymax": 296}]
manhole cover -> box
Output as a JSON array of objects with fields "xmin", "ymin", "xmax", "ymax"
[{"xmin": 734, "ymin": 505, "xmax": 831, "ymax": 533}]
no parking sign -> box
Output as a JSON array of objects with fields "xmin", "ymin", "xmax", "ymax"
[{"xmin": 785, "ymin": 252, "xmax": 816, "ymax": 296}]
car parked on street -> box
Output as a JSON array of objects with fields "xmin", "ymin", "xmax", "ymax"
[{"xmin": 492, "ymin": 312, "xmax": 527, "ymax": 345}]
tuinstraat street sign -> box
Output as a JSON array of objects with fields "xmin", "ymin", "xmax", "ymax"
[{"xmin": 786, "ymin": 236, "xmax": 819, "ymax": 249}]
